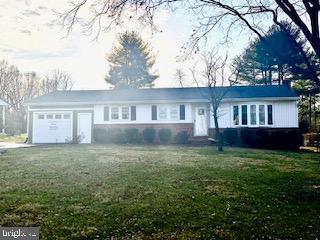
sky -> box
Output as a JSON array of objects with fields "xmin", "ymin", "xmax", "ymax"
[{"xmin": 0, "ymin": 0, "xmax": 251, "ymax": 90}]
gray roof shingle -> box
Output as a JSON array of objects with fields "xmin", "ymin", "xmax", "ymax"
[{"xmin": 27, "ymin": 85, "xmax": 298, "ymax": 105}]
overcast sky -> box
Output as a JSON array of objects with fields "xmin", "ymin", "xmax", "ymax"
[{"xmin": 0, "ymin": 0, "xmax": 251, "ymax": 90}]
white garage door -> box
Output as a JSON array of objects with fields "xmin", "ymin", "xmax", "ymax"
[{"xmin": 32, "ymin": 112, "xmax": 73, "ymax": 143}]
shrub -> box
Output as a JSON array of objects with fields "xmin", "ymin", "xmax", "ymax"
[
  {"xmin": 158, "ymin": 128, "xmax": 172, "ymax": 144},
  {"xmin": 109, "ymin": 128, "xmax": 126, "ymax": 144},
  {"xmin": 223, "ymin": 128, "xmax": 238, "ymax": 146},
  {"xmin": 269, "ymin": 131, "xmax": 288, "ymax": 149},
  {"xmin": 143, "ymin": 127, "xmax": 156, "ymax": 143},
  {"xmin": 239, "ymin": 128, "xmax": 253, "ymax": 146},
  {"xmin": 124, "ymin": 128, "xmax": 142, "ymax": 144},
  {"xmin": 174, "ymin": 131, "xmax": 190, "ymax": 144},
  {"xmin": 254, "ymin": 129, "xmax": 270, "ymax": 148},
  {"xmin": 93, "ymin": 128, "xmax": 109, "ymax": 143},
  {"xmin": 287, "ymin": 130, "xmax": 303, "ymax": 150}
]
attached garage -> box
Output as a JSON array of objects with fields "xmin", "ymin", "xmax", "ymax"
[{"xmin": 32, "ymin": 112, "xmax": 73, "ymax": 143}]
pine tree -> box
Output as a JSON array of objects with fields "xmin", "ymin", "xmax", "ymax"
[
  {"xmin": 105, "ymin": 31, "xmax": 158, "ymax": 88},
  {"xmin": 233, "ymin": 22, "xmax": 309, "ymax": 85}
]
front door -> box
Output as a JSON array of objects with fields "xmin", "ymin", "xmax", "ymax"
[
  {"xmin": 77, "ymin": 113, "xmax": 92, "ymax": 144},
  {"xmin": 194, "ymin": 107, "xmax": 208, "ymax": 136}
]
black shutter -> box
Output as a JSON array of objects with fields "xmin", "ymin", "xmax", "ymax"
[
  {"xmin": 131, "ymin": 106, "xmax": 136, "ymax": 121},
  {"xmin": 179, "ymin": 105, "xmax": 185, "ymax": 120},
  {"xmin": 104, "ymin": 106, "xmax": 109, "ymax": 121},
  {"xmin": 152, "ymin": 105, "xmax": 157, "ymax": 120}
]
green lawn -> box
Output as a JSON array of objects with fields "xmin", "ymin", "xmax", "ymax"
[{"xmin": 0, "ymin": 145, "xmax": 319, "ymax": 239}]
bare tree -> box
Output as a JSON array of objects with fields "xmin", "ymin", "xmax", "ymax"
[
  {"xmin": 174, "ymin": 68, "xmax": 186, "ymax": 87},
  {"xmin": 59, "ymin": 0, "xmax": 320, "ymax": 86},
  {"xmin": 41, "ymin": 70, "xmax": 74, "ymax": 94},
  {"xmin": 0, "ymin": 60, "xmax": 74, "ymax": 135},
  {"xmin": 191, "ymin": 51, "xmax": 237, "ymax": 151}
]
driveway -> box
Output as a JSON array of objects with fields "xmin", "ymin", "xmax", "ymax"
[{"xmin": 0, "ymin": 142, "xmax": 35, "ymax": 149}]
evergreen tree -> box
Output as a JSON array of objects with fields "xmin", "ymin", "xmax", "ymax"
[
  {"xmin": 233, "ymin": 22, "xmax": 310, "ymax": 85},
  {"xmin": 105, "ymin": 31, "xmax": 158, "ymax": 88}
]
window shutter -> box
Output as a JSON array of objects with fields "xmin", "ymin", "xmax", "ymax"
[
  {"xmin": 104, "ymin": 106, "xmax": 109, "ymax": 121},
  {"xmin": 152, "ymin": 105, "xmax": 157, "ymax": 120},
  {"xmin": 131, "ymin": 106, "xmax": 136, "ymax": 121},
  {"xmin": 179, "ymin": 105, "xmax": 185, "ymax": 120}
]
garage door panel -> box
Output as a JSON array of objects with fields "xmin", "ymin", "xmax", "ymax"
[{"xmin": 33, "ymin": 112, "xmax": 73, "ymax": 143}]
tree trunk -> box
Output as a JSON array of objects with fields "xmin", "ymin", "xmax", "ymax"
[
  {"xmin": 309, "ymin": 93, "xmax": 312, "ymax": 132},
  {"xmin": 213, "ymin": 109, "xmax": 223, "ymax": 152}
]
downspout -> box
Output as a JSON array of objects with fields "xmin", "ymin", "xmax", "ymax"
[{"xmin": 2, "ymin": 105, "xmax": 5, "ymax": 134}]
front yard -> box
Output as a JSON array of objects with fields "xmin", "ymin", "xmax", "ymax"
[{"xmin": 0, "ymin": 145, "xmax": 319, "ymax": 239}]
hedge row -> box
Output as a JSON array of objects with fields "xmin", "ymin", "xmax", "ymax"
[
  {"xmin": 223, "ymin": 128, "xmax": 303, "ymax": 150},
  {"xmin": 93, "ymin": 127, "xmax": 191, "ymax": 144}
]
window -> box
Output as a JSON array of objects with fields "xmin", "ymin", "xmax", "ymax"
[
  {"xmin": 233, "ymin": 106, "xmax": 239, "ymax": 125},
  {"xmin": 131, "ymin": 106, "xmax": 136, "ymax": 121},
  {"xmin": 250, "ymin": 105, "xmax": 257, "ymax": 125},
  {"xmin": 180, "ymin": 105, "xmax": 185, "ymax": 120},
  {"xmin": 170, "ymin": 106, "xmax": 179, "ymax": 120},
  {"xmin": 121, "ymin": 107, "xmax": 129, "ymax": 120},
  {"xmin": 38, "ymin": 114, "xmax": 44, "ymax": 119},
  {"xmin": 159, "ymin": 106, "xmax": 167, "ymax": 120},
  {"xmin": 241, "ymin": 105, "xmax": 248, "ymax": 125},
  {"xmin": 104, "ymin": 106, "xmax": 109, "ymax": 121},
  {"xmin": 198, "ymin": 109, "xmax": 205, "ymax": 115},
  {"xmin": 152, "ymin": 105, "xmax": 157, "ymax": 120},
  {"xmin": 46, "ymin": 114, "xmax": 53, "ymax": 119},
  {"xmin": 267, "ymin": 105, "xmax": 273, "ymax": 125},
  {"xmin": 111, "ymin": 107, "xmax": 119, "ymax": 120},
  {"xmin": 64, "ymin": 114, "xmax": 71, "ymax": 119},
  {"xmin": 259, "ymin": 105, "xmax": 265, "ymax": 125},
  {"xmin": 55, "ymin": 114, "xmax": 62, "ymax": 119}
]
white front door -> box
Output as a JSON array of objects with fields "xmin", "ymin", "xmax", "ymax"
[
  {"xmin": 77, "ymin": 113, "xmax": 92, "ymax": 144},
  {"xmin": 194, "ymin": 107, "xmax": 208, "ymax": 136}
]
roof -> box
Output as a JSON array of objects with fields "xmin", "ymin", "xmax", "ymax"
[
  {"xmin": 27, "ymin": 85, "xmax": 299, "ymax": 105},
  {"xmin": 0, "ymin": 99, "xmax": 8, "ymax": 106}
]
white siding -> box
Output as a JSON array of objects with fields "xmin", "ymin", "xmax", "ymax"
[
  {"xmin": 94, "ymin": 103, "xmax": 193, "ymax": 124},
  {"xmin": 210, "ymin": 100, "xmax": 298, "ymax": 128},
  {"xmin": 273, "ymin": 101, "xmax": 298, "ymax": 128},
  {"xmin": 209, "ymin": 102, "xmax": 231, "ymax": 128}
]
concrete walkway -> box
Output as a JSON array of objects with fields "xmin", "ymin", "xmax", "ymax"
[{"xmin": 0, "ymin": 142, "xmax": 35, "ymax": 149}]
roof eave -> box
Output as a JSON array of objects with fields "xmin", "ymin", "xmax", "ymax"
[{"xmin": 26, "ymin": 96, "xmax": 299, "ymax": 106}]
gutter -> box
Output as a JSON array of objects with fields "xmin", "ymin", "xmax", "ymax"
[{"xmin": 26, "ymin": 97, "xmax": 299, "ymax": 107}]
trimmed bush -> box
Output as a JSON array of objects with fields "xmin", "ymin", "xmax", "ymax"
[
  {"xmin": 93, "ymin": 128, "xmax": 109, "ymax": 143},
  {"xmin": 174, "ymin": 131, "xmax": 190, "ymax": 144},
  {"xmin": 143, "ymin": 127, "xmax": 156, "ymax": 143},
  {"xmin": 287, "ymin": 130, "xmax": 303, "ymax": 151},
  {"xmin": 254, "ymin": 129, "xmax": 270, "ymax": 148},
  {"xmin": 269, "ymin": 131, "xmax": 287, "ymax": 149},
  {"xmin": 240, "ymin": 128, "xmax": 253, "ymax": 146},
  {"xmin": 158, "ymin": 128, "xmax": 172, "ymax": 144},
  {"xmin": 109, "ymin": 128, "xmax": 126, "ymax": 144},
  {"xmin": 124, "ymin": 128, "xmax": 142, "ymax": 144},
  {"xmin": 223, "ymin": 128, "xmax": 238, "ymax": 146}
]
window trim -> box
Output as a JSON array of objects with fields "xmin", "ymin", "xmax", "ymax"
[
  {"xmin": 232, "ymin": 103, "xmax": 273, "ymax": 127},
  {"xmin": 121, "ymin": 106, "xmax": 130, "ymax": 120}
]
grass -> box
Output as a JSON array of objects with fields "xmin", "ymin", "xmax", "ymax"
[
  {"xmin": 0, "ymin": 133, "xmax": 27, "ymax": 143},
  {"xmin": 0, "ymin": 145, "xmax": 320, "ymax": 239}
]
